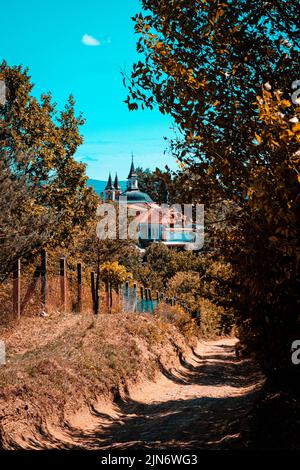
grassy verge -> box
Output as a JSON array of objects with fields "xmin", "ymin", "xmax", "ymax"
[{"xmin": 0, "ymin": 307, "xmax": 197, "ymax": 449}]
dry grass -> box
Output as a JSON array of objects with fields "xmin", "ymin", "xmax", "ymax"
[
  {"xmin": 0, "ymin": 307, "xmax": 196, "ymax": 449},
  {"xmin": 0, "ymin": 275, "xmax": 123, "ymax": 326},
  {"xmin": 155, "ymin": 303, "xmax": 199, "ymax": 339}
]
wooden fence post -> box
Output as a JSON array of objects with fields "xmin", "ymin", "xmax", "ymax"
[
  {"xmin": 59, "ymin": 257, "xmax": 66, "ymax": 312},
  {"xmin": 116, "ymin": 284, "xmax": 121, "ymax": 310},
  {"xmin": 13, "ymin": 259, "xmax": 21, "ymax": 319},
  {"xmin": 95, "ymin": 272, "xmax": 100, "ymax": 315},
  {"xmin": 105, "ymin": 280, "xmax": 110, "ymax": 312},
  {"xmin": 140, "ymin": 286, "xmax": 144, "ymax": 300},
  {"xmin": 133, "ymin": 283, "xmax": 137, "ymax": 312},
  {"xmin": 41, "ymin": 249, "xmax": 47, "ymax": 311},
  {"xmin": 77, "ymin": 263, "xmax": 82, "ymax": 313},
  {"xmin": 91, "ymin": 271, "xmax": 96, "ymax": 313},
  {"xmin": 91, "ymin": 271, "xmax": 100, "ymax": 315}
]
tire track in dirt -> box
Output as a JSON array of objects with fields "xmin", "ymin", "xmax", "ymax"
[{"xmin": 67, "ymin": 338, "xmax": 263, "ymax": 450}]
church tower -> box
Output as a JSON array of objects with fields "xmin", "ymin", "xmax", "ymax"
[
  {"xmin": 105, "ymin": 173, "xmax": 115, "ymax": 201},
  {"xmin": 127, "ymin": 155, "xmax": 139, "ymax": 191},
  {"xmin": 114, "ymin": 173, "xmax": 122, "ymax": 199}
]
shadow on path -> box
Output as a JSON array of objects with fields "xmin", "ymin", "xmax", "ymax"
[{"xmin": 63, "ymin": 339, "xmax": 263, "ymax": 450}]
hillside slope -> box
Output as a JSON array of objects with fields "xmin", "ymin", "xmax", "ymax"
[{"xmin": 0, "ymin": 311, "xmax": 196, "ymax": 449}]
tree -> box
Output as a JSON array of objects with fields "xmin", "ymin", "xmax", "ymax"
[
  {"xmin": 101, "ymin": 261, "xmax": 132, "ymax": 311},
  {"xmin": 75, "ymin": 206, "xmax": 142, "ymax": 273},
  {"xmin": 167, "ymin": 271, "xmax": 201, "ymax": 316},
  {"xmin": 136, "ymin": 165, "xmax": 200, "ymax": 204},
  {"xmin": 127, "ymin": 1, "xmax": 300, "ymax": 384},
  {"xmin": 143, "ymin": 243, "xmax": 202, "ymax": 287},
  {"xmin": 0, "ymin": 62, "xmax": 98, "ymax": 253},
  {"xmin": 0, "ymin": 150, "xmax": 56, "ymax": 281},
  {"xmin": 127, "ymin": 0, "xmax": 300, "ymax": 202},
  {"xmin": 136, "ymin": 166, "xmax": 172, "ymax": 203}
]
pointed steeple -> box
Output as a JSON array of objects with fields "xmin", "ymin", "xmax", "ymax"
[
  {"xmin": 127, "ymin": 155, "xmax": 139, "ymax": 191},
  {"xmin": 105, "ymin": 173, "xmax": 114, "ymax": 190},
  {"xmin": 128, "ymin": 153, "xmax": 137, "ymax": 179},
  {"xmin": 114, "ymin": 173, "xmax": 121, "ymax": 190}
]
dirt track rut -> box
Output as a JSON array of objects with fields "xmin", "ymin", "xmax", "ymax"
[{"xmin": 67, "ymin": 338, "xmax": 262, "ymax": 450}]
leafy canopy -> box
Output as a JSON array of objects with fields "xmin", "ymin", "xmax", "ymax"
[
  {"xmin": 0, "ymin": 62, "xmax": 98, "ymax": 250},
  {"xmin": 127, "ymin": 0, "xmax": 300, "ymax": 381}
]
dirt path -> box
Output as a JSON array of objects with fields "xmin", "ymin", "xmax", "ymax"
[{"xmin": 64, "ymin": 338, "xmax": 263, "ymax": 450}]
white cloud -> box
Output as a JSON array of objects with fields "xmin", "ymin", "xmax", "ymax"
[{"xmin": 82, "ymin": 34, "xmax": 100, "ymax": 46}]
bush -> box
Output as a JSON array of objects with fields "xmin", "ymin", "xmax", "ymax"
[
  {"xmin": 156, "ymin": 303, "xmax": 198, "ymax": 340},
  {"xmin": 199, "ymin": 298, "xmax": 234, "ymax": 339}
]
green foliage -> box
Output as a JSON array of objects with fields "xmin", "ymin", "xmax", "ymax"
[
  {"xmin": 136, "ymin": 165, "xmax": 206, "ymax": 205},
  {"xmin": 128, "ymin": 0, "xmax": 300, "ymax": 384},
  {"xmin": 100, "ymin": 261, "xmax": 132, "ymax": 289},
  {"xmin": 143, "ymin": 243, "xmax": 201, "ymax": 286},
  {"xmin": 71, "ymin": 211, "xmax": 142, "ymax": 273},
  {"xmin": 167, "ymin": 271, "xmax": 201, "ymax": 317},
  {"xmin": 136, "ymin": 166, "xmax": 174, "ymax": 203},
  {"xmin": 156, "ymin": 303, "xmax": 198, "ymax": 339},
  {"xmin": 198, "ymin": 298, "xmax": 234, "ymax": 339},
  {"xmin": 0, "ymin": 62, "xmax": 98, "ymax": 254},
  {"xmin": 0, "ymin": 152, "xmax": 56, "ymax": 280},
  {"xmin": 128, "ymin": 1, "xmax": 300, "ymax": 204}
]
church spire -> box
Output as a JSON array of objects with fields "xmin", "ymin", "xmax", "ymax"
[
  {"xmin": 105, "ymin": 173, "xmax": 116, "ymax": 201},
  {"xmin": 114, "ymin": 173, "xmax": 121, "ymax": 190},
  {"xmin": 105, "ymin": 172, "xmax": 114, "ymax": 190},
  {"xmin": 128, "ymin": 153, "xmax": 137, "ymax": 179},
  {"xmin": 114, "ymin": 173, "xmax": 122, "ymax": 199},
  {"xmin": 127, "ymin": 155, "xmax": 139, "ymax": 191}
]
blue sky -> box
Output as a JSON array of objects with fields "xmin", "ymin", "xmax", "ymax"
[{"xmin": 1, "ymin": 0, "xmax": 178, "ymax": 180}]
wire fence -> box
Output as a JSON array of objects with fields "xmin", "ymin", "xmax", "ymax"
[{"xmin": 0, "ymin": 250, "xmax": 191, "ymax": 323}]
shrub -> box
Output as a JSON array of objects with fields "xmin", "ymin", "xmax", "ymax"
[
  {"xmin": 199, "ymin": 298, "xmax": 234, "ymax": 339},
  {"xmin": 156, "ymin": 303, "xmax": 198, "ymax": 340}
]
